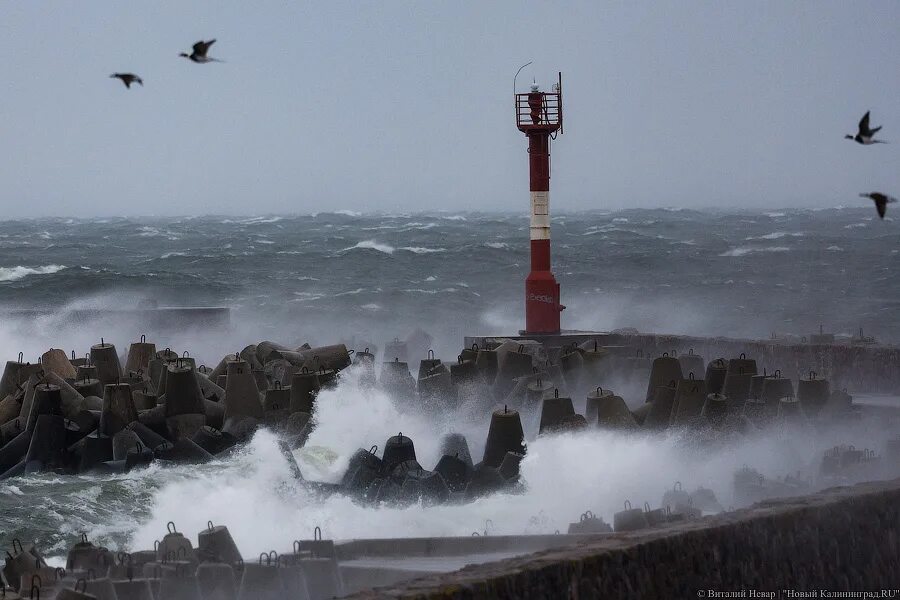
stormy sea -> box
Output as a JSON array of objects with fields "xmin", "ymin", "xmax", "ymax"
[{"xmin": 0, "ymin": 208, "xmax": 898, "ymax": 562}]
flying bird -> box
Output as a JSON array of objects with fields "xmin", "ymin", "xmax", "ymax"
[
  {"xmin": 859, "ymin": 192, "xmax": 897, "ymax": 219},
  {"xmin": 110, "ymin": 73, "xmax": 143, "ymax": 89},
  {"xmin": 180, "ymin": 39, "xmax": 222, "ymax": 63},
  {"xmin": 845, "ymin": 111, "xmax": 886, "ymax": 145}
]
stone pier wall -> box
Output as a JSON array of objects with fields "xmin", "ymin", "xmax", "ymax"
[{"xmin": 348, "ymin": 478, "xmax": 900, "ymax": 599}]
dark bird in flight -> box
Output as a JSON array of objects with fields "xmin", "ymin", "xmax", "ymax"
[
  {"xmin": 110, "ymin": 73, "xmax": 143, "ymax": 89},
  {"xmin": 845, "ymin": 111, "xmax": 886, "ymax": 145},
  {"xmin": 859, "ymin": 192, "xmax": 897, "ymax": 219},
  {"xmin": 180, "ymin": 39, "xmax": 222, "ymax": 63}
]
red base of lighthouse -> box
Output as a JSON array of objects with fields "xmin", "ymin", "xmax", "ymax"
[{"xmin": 524, "ymin": 239, "xmax": 563, "ymax": 334}]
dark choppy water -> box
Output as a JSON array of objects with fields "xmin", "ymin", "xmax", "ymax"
[
  {"xmin": 1, "ymin": 208, "xmax": 899, "ymax": 349},
  {"xmin": 0, "ymin": 208, "xmax": 898, "ymax": 563}
]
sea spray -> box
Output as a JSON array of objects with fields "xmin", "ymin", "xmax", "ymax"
[{"xmin": 113, "ymin": 379, "xmax": 893, "ymax": 558}]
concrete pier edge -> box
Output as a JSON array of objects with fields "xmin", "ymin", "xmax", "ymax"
[{"xmin": 346, "ymin": 477, "xmax": 900, "ymax": 598}]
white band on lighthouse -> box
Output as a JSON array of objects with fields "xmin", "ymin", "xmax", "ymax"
[{"xmin": 530, "ymin": 191, "xmax": 550, "ymax": 240}]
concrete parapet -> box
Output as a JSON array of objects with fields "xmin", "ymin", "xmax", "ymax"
[{"xmin": 347, "ymin": 478, "xmax": 900, "ymax": 599}]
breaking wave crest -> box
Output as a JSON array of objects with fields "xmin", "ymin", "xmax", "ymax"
[{"xmin": 0, "ymin": 264, "xmax": 66, "ymax": 282}]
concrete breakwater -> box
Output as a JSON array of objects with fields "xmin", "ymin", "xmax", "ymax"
[
  {"xmin": 466, "ymin": 332, "xmax": 900, "ymax": 394},
  {"xmin": 1, "ymin": 329, "xmax": 898, "ymax": 598},
  {"xmin": 349, "ymin": 477, "xmax": 900, "ymax": 599},
  {"xmin": 1, "ymin": 330, "xmax": 895, "ymax": 493}
]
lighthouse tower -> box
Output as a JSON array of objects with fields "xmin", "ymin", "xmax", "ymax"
[{"xmin": 516, "ymin": 73, "xmax": 564, "ymax": 334}]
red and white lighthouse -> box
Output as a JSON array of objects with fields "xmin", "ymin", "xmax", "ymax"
[{"xmin": 516, "ymin": 73, "xmax": 565, "ymax": 334}]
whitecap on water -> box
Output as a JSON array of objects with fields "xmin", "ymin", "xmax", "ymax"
[
  {"xmin": 719, "ymin": 246, "xmax": 790, "ymax": 257},
  {"xmin": 399, "ymin": 247, "xmax": 446, "ymax": 254},
  {"xmin": 402, "ymin": 288, "xmax": 459, "ymax": 294},
  {"xmin": 745, "ymin": 231, "xmax": 804, "ymax": 240},
  {"xmin": 332, "ymin": 288, "xmax": 367, "ymax": 296},
  {"xmin": 0, "ymin": 264, "xmax": 66, "ymax": 282},
  {"xmin": 341, "ymin": 240, "xmax": 395, "ymax": 255}
]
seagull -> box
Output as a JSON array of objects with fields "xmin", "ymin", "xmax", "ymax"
[
  {"xmin": 845, "ymin": 111, "xmax": 886, "ymax": 145},
  {"xmin": 110, "ymin": 73, "xmax": 143, "ymax": 89},
  {"xmin": 859, "ymin": 192, "xmax": 897, "ymax": 219},
  {"xmin": 180, "ymin": 39, "xmax": 222, "ymax": 63}
]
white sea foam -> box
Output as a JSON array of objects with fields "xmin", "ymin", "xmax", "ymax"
[
  {"xmin": 0, "ymin": 264, "xmax": 66, "ymax": 282},
  {"xmin": 244, "ymin": 216, "xmax": 283, "ymax": 224},
  {"xmin": 332, "ymin": 288, "xmax": 367, "ymax": 296},
  {"xmin": 221, "ymin": 216, "xmax": 283, "ymax": 225},
  {"xmin": 291, "ymin": 292, "xmax": 326, "ymax": 301},
  {"xmin": 719, "ymin": 246, "xmax": 790, "ymax": 257},
  {"xmin": 402, "ymin": 288, "xmax": 459, "ymax": 294},
  {"xmin": 399, "ymin": 247, "xmax": 446, "ymax": 254},
  {"xmin": 485, "ymin": 242, "xmax": 509, "ymax": 249},
  {"xmin": 746, "ymin": 231, "xmax": 805, "ymax": 240},
  {"xmin": 342, "ymin": 240, "xmax": 395, "ymax": 255}
]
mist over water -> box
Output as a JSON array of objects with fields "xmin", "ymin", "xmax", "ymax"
[{"xmin": 1, "ymin": 208, "xmax": 898, "ymax": 562}]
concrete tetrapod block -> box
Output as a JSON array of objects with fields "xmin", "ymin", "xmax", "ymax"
[
  {"xmin": 164, "ymin": 362, "xmax": 207, "ymax": 440},
  {"xmin": 99, "ymin": 383, "xmax": 137, "ymax": 437},
  {"xmin": 125, "ymin": 336, "xmax": 157, "ymax": 374},
  {"xmin": 89, "ymin": 342, "xmax": 122, "ymax": 387},
  {"xmin": 482, "ymin": 407, "xmax": 525, "ymax": 468},
  {"xmin": 223, "ymin": 359, "xmax": 263, "ymax": 421},
  {"xmin": 40, "ymin": 348, "xmax": 77, "ymax": 380}
]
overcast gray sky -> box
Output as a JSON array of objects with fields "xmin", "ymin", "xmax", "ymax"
[{"xmin": 1, "ymin": 1, "xmax": 898, "ymax": 217}]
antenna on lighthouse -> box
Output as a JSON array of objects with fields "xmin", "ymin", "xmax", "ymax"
[{"xmin": 513, "ymin": 61, "xmax": 533, "ymax": 96}]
